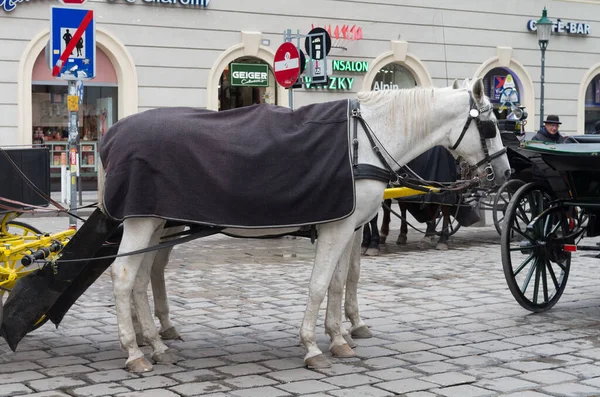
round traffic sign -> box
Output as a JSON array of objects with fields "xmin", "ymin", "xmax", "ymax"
[
  {"xmin": 273, "ymin": 42, "xmax": 300, "ymax": 88},
  {"xmin": 304, "ymin": 27, "xmax": 331, "ymax": 60}
]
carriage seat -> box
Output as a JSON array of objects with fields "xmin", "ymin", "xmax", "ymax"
[{"xmin": 564, "ymin": 135, "xmax": 600, "ymax": 144}]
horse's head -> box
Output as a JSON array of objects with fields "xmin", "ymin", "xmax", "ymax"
[{"xmin": 446, "ymin": 78, "xmax": 511, "ymax": 187}]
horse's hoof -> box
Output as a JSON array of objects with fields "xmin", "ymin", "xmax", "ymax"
[
  {"xmin": 351, "ymin": 325, "xmax": 373, "ymax": 339},
  {"xmin": 365, "ymin": 247, "xmax": 379, "ymax": 256},
  {"xmin": 160, "ymin": 327, "xmax": 181, "ymax": 340},
  {"xmin": 418, "ymin": 238, "xmax": 433, "ymax": 249},
  {"xmin": 305, "ymin": 354, "xmax": 331, "ymax": 369},
  {"xmin": 136, "ymin": 333, "xmax": 146, "ymax": 346},
  {"xmin": 152, "ymin": 350, "xmax": 180, "ymax": 365},
  {"xmin": 126, "ymin": 356, "xmax": 153, "ymax": 373},
  {"xmin": 343, "ymin": 333, "xmax": 357, "ymax": 348},
  {"xmin": 436, "ymin": 242, "xmax": 449, "ymax": 251},
  {"xmin": 380, "ymin": 236, "xmax": 387, "ymax": 244},
  {"xmin": 396, "ymin": 235, "xmax": 407, "ymax": 245},
  {"xmin": 330, "ymin": 343, "xmax": 356, "ymax": 358}
]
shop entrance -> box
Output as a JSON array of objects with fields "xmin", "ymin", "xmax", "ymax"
[
  {"xmin": 218, "ymin": 57, "xmax": 277, "ymax": 111},
  {"xmin": 584, "ymin": 74, "xmax": 600, "ymax": 134}
]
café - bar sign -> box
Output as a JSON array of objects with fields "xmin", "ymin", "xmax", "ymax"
[
  {"xmin": 2, "ymin": 0, "xmax": 29, "ymax": 12},
  {"xmin": 527, "ymin": 18, "xmax": 590, "ymax": 35}
]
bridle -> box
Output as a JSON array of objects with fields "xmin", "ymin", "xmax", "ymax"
[{"xmin": 450, "ymin": 91, "xmax": 507, "ymax": 183}]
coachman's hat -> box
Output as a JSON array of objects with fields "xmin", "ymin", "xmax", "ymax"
[{"xmin": 544, "ymin": 115, "xmax": 561, "ymax": 125}]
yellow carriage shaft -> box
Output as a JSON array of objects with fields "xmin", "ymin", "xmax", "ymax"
[
  {"xmin": 383, "ymin": 186, "xmax": 440, "ymax": 200},
  {"xmin": 0, "ymin": 229, "xmax": 76, "ymax": 258}
]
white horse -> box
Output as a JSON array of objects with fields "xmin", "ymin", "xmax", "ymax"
[{"xmin": 105, "ymin": 78, "xmax": 510, "ymax": 372}]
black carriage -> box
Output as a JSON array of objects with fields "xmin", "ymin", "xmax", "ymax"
[{"xmin": 500, "ymin": 137, "xmax": 600, "ymax": 312}]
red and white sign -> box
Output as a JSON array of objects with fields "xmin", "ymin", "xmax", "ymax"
[
  {"xmin": 273, "ymin": 42, "xmax": 300, "ymax": 88},
  {"xmin": 311, "ymin": 24, "xmax": 363, "ymax": 41},
  {"xmin": 70, "ymin": 148, "xmax": 77, "ymax": 165},
  {"xmin": 59, "ymin": 0, "xmax": 87, "ymax": 4}
]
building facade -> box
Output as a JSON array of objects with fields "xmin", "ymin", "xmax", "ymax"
[{"xmin": 2, "ymin": 0, "xmax": 600, "ymax": 184}]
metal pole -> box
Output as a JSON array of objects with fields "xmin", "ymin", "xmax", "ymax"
[
  {"xmin": 539, "ymin": 45, "xmax": 546, "ymax": 129},
  {"xmin": 67, "ymin": 80, "xmax": 79, "ymax": 229}
]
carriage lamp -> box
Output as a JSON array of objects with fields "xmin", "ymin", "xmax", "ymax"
[{"xmin": 536, "ymin": 7, "xmax": 553, "ymax": 129}]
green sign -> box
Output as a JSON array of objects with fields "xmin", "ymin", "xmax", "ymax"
[{"xmin": 230, "ymin": 63, "xmax": 269, "ymax": 87}]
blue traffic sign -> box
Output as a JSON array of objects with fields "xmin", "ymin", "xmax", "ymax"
[{"xmin": 50, "ymin": 6, "xmax": 96, "ymax": 80}]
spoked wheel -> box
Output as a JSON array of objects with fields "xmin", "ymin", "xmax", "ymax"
[
  {"xmin": 493, "ymin": 179, "xmax": 526, "ymax": 235},
  {"xmin": 3, "ymin": 221, "xmax": 43, "ymax": 238},
  {"xmin": 501, "ymin": 182, "xmax": 571, "ymax": 312},
  {"xmin": 434, "ymin": 206, "xmax": 461, "ymax": 237}
]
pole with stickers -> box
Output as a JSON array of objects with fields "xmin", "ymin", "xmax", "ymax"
[{"xmin": 48, "ymin": 6, "xmax": 96, "ymax": 228}]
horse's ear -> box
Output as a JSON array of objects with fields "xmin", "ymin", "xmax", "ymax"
[
  {"xmin": 452, "ymin": 79, "xmax": 459, "ymax": 89},
  {"xmin": 462, "ymin": 78, "xmax": 470, "ymax": 88},
  {"xmin": 473, "ymin": 78, "xmax": 485, "ymax": 103}
]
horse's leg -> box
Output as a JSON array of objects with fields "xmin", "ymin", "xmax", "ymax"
[
  {"xmin": 419, "ymin": 217, "xmax": 436, "ymax": 249},
  {"xmin": 345, "ymin": 228, "xmax": 373, "ymax": 339},
  {"xmin": 365, "ymin": 215, "xmax": 380, "ymax": 256},
  {"xmin": 151, "ymin": 246, "xmax": 180, "ymax": 340},
  {"xmin": 380, "ymin": 199, "xmax": 391, "ymax": 244},
  {"xmin": 111, "ymin": 217, "xmax": 165, "ymax": 373},
  {"xmin": 361, "ymin": 221, "xmax": 371, "ymax": 255},
  {"xmin": 436, "ymin": 206, "xmax": 450, "ymax": 251},
  {"xmin": 325, "ymin": 230, "xmax": 359, "ymax": 358},
  {"xmin": 397, "ymin": 204, "xmax": 408, "ymax": 245},
  {"xmin": 301, "ymin": 220, "xmax": 356, "ymax": 369},
  {"xmin": 131, "ymin": 238, "xmax": 179, "ymax": 365}
]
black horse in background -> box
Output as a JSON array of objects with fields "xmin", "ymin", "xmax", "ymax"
[{"xmin": 362, "ymin": 146, "xmax": 459, "ymax": 254}]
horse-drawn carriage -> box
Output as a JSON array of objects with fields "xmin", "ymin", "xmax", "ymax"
[{"xmin": 500, "ymin": 137, "xmax": 600, "ymax": 312}]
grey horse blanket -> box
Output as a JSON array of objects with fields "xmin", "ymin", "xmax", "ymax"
[{"xmin": 100, "ymin": 100, "xmax": 356, "ymax": 228}]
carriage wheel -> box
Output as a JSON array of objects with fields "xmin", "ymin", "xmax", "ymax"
[
  {"xmin": 501, "ymin": 182, "xmax": 571, "ymax": 312},
  {"xmin": 2, "ymin": 221, "xmax": 43, "ymax": 238},
  {"xmin": 493, "ymin": 179, "xmax": 526, "ymax": 235},
  {"xmin": 434, "ymin": 206, "xmax": 461, "ymax": 237}
]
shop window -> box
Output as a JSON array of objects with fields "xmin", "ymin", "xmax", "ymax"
[
  {"xmin": 483, "ymin": 67, "xmax": 523, "ymax": 121},
  {"xmin": 218, "ymin": 57, "xmax": 276, "ymax": 111},
  {"xmin": 371, "ymin": 63, "xmax": 417, "ymax": 91},
  {"xmin": 31, "ymin": 48, "xmax": 118, "ymax": 190},
  {"xmin": 584, "ymin": 75, "xmax": 600, "ymax": 134}
]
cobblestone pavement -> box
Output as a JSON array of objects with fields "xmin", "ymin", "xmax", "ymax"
[{"xmin": 3, "ymin": 214, "xmax": 600, "ymax": 396}]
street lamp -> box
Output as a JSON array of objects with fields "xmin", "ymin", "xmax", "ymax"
[{"xmin": 537, "ymin": 7, "xmax": 553, "ymax": 129}]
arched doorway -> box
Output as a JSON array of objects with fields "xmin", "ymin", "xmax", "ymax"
[
  {"xmin": 371, "ymin": 63, "xmax": 417, "ymax": 91},
  {"xmin": 583, "ymin": 74, "xmax": 600, "ymax": 133},
  {"xmin": 218, "ymin": 56, "xmax": 277, "ymax": 111},
  {"xmin": 482, "ymin": 67, "xmax": 524, "ymax": 121}
]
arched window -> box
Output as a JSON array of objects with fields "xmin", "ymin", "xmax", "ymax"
[
  {"xmin": 584, "ymin": 74, "xmax": 600, "ymax": 133},
  {"xmin": 371, "ymin": 63, "xmax": 417, "ymax": 91},
  {"xmin": 482, "ymin": 67, "xmax": 523, "ymax": 121}
]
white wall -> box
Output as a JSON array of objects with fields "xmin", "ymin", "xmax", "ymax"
[{"xmin": 1, "ymin": 0, "xmax": 599, "ymax": 145}]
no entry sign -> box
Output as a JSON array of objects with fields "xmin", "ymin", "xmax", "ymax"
[{"xmin": 273, "ymin": 42, "xmax": 300, "ymax": 88}]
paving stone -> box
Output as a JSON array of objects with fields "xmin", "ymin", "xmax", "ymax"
[
  {"xmin": 367, "ymin": 367, "xmax": 419, "ymax": 381},
  {"xmin": 501, "ymin": 392, "xmax": 554, "ymax": 397},
  {"xmin": 388, "ymin": 341, "xmax": 436, "ymax": 353},
  {"xmin": 375, "ymin": 378, "xmax": 438, "ymax": 394},
  {"xmin": 85, "ymin": 369, "xmax": 138, "ymax": 383},
  {"xmin": 475, "ymin": 376, "xmax": 539, "ymax": 392},
  {"xmin": 51, "ymin": 345, "xmax": 99, "ymax": 356},
  {"xmin": 70, "ymin": 382, "xmax": 130, "ymax": 397},
  {"xmin": 223, "ymin": 374, "xmax": 279, "ymax": 388},
  {"xmin": 399, "ymin": 351, "xmax": 449, "ymax": 363},
  {"xmin": 115, "ymin": 390, "xmax": 180, "ymax": 397},
  {"xmin": 19, "ymin": 392, "xmax": 72, "ymax": 397},
  {"xmin": 315, "ymin": 363, "xmax": 368, "ymax": 376},
  {"xmin": 0, "ymin": 370, "xmax": 46, "ymax": 385},
  {"xmin": 267, "ymin": 368, "xmax": 325, "ymax": 382},
  {"xmin": 261, "ymin": 358, "xmax": 305, "ymax": 370},
  {"xmin": 169, "ymin": 369, "xmax": 224, "ymax": 383},
  {"xmin": 435, "ymin": 384, "xmax": 496, "ymax": 397},
  {"xmin": 0, "ymin": 383, "xmax": 33, "ymax": 397},
  {"xmin": 420, "ymin": 372, "xmax": 476, "ymax": 387},
  {"xmin": 519, "ymin": 369, "xmax": 578, "ymax": 384},
  {"xmin": 214, "ymin": 363, "xmax": 270, "ymax": 376},
  {"xmin": 170, "ymin": 381, "xmax": 231, "ymax": 396},
  {"xmin": 40, "ymin": 364, "xmax": 95, "ymax": 377},
  {"xmin": 176, "ymin": 357, "xmax": 228, "ymax": 369},
  {"xmin": 121, "ymin": 375, "xmax": 178, "ymax": 390},
  {"xmin": 411, "ymin": 361, "xmax": 462, "ymax": 374},
  {"xmin": 275, "ymin": 379, "xmax": 339, "ymax": 394},
  {"xmin": 322, "ymin": 373, "xmax": 380, "ymax": 387},
  {"xmin": 28, "ymin": 376, "xmax": 87, "ymax": 391},
  {"xmin": 328, "ymin": 385, "xmax": 394, "ymax": 396},
  {"xmin": 229, "ymin": 386, "xmax": 291, "ymax": 397},
  {"xmin": 363, "ymin": 356, "xmax": 408, "ymax": 369},
  {"xmin": 541, "ymin": 382, "xmax": 600, "ymax": 396},
  {"xmin": 0, "ymin": 361, "xmax": 42, "ymax": 373},
  {"xmin": 36, "ymin": 355, "xmax": 90, "ymax": 368}
]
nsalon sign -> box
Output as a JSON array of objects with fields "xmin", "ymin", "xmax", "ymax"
[{"xmin": 527, "ymin": 18, "xmax": 590, "ymax": 35}]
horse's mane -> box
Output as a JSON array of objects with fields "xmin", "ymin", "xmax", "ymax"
[{"xmin": 357, "ymin": 87, "xmax": 436, "ymax": 145}]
